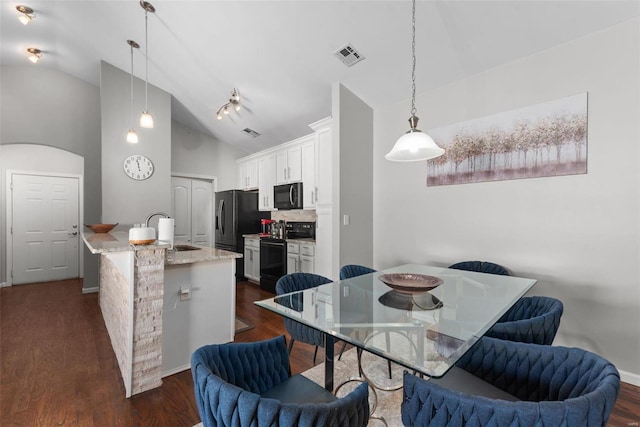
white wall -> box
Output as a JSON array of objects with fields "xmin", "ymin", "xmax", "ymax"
[
  {"xmin": 373, "ymin": 18, "xmax": 640, "ymax": 381},
  {"xmin": 0, "ymin": 66, "xmax": 101, "ymax": 289},
  {"xmin": 171, "ymin": 120, "xmax": 246, "ymax": 191},
  {"xmin": 100, "ymin": 61, "xmax": 171, "ymax": 224}
]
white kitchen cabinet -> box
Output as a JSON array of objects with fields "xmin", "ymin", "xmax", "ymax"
[
  {"xmin": 312, "ymin": 119, "xmax": 333, "ymax": 206},
  {"xmin": 286, "ymin": 242, "xmax": 315, "ymax": 274},
  {"xmin": 276, "ymin": 145, "xmax": 302, "ymax": 184},
  {"xmin": 238, "ymin": 159, "xmax": 258, "ymax": 190},
  {"xmin": 244, "ymin": 237, "xmax": 260, "ymax": 283},
  {"xmin": 258, "ymin": 154, "xmax": 275, "ymax": 211},
  {"xmin": 301, "ymin": 137, "xmax": 316, "ymax": 209}
]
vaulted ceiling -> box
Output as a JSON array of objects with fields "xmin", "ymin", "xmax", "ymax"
[{"xmin": 2, "ymin": 1, "xmax": 638, "ymax": 154}]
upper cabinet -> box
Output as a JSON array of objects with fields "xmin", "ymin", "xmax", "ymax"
[
  {"xmin": 236, "ymin": 117, "xmax": 332, "ymax": 212},
  {"xmin": 275, "ymin": 145, "xmax": 302, "ymax": 184},
  {"xmin": 238, "ymin": 159, "xmax": 258, "ymax": 190},
  {"xmin": 258, "ymin": 154, "xmax": 275, "ymax": 211},
  {"xmin": 301, "ymin": 136, "xmax": 316, "ymax": 210}
]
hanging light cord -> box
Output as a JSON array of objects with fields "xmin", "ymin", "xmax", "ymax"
[
  {"xmin": 410, "ymin": 0, "xmax": 417, "ymax": 117},
  {"xmin": 144, "ymin": 9, "xmax": 149, "ymax": 111},
  {"xmin": 130, "ymin": 45, "xmax": 135, "ymax": 128}
]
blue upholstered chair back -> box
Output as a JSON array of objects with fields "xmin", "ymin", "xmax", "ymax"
[
  {"xmin": 276, "ymin": 273, "xmax": 333, "ymax": 348},
  {"xmin": 192, "ymin": 335, "xmax": 370, "ymax": 427},
  {"xmin": 402, "ymin": 336, "xmax": 620, "ymax": 427},
  {"xmin": 449, "ymin": 260, "xmax": 510, "ymax": 276},
  {"xmin": 340, "ymin": 264, "xmax": 376, "ymax": 280},
  {"xmin": 487, "ymin": 295, "xmax": 563, "ymax": 345}
]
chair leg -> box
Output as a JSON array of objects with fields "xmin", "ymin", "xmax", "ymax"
[
  {"xmin": 385, "ymin": 331, "xmax": 393, "ymax": 379},
  {"xmin": 338, "ymin": 340, "xmax": 348, "ymax": 360},
  {"xmin": 288, "ymin": 338, "xmax": 295, "ymax": 354},
  {"xmin": 313, "ymin": 346, "xmax": 319, "ymax": 365}
]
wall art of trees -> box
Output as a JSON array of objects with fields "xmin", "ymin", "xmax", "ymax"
[{"xmin": 427, "ymin": 93, "xmax": 587, "ymax": 186}]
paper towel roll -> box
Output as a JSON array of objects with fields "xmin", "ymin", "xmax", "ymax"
[{"xmin": 158, "ymin": 218, "xmax": 175, "ymax": 248}]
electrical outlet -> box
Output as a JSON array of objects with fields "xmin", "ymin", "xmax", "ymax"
[{"xmin": 179, "ymin": 286, "xmax": 191, "ymax": 301}]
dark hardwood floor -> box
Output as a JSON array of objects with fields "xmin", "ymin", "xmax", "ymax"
[{"xmin": 1, "ymin": 279, "xmax": 638, "ymax": 426}]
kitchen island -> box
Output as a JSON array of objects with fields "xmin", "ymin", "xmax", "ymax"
[{"xmin": 83, "ymin": 231, "xmax": 241, "ymax": 397}]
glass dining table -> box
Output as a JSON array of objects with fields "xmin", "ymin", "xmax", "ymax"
[{"xmin": 255, "ymin": 264, "xmax": 537, "ymax": 391}]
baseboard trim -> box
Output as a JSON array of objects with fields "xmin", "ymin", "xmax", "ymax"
[
  {"xmin": 162, "ymin": 364, "xmax": 190, "ymax": 378},
  {"xmin": 82, "ymin": 286, "xmax": 99, "ymax": 294},
  {"xmin": 0, "ymin": 282, "xmax": 8, "ymax": 288},
  {"xmin": 619, "ymin": 369, "xmax": 640, "ymax": 387}
]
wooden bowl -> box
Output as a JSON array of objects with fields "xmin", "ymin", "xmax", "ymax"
[{"xmin": 84, "ymin": 223, "xmax": 118, "ymax": 233}]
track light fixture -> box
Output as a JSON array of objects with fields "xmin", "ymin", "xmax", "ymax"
[
  {"xmin": 216, "ymin": 89, "xmax": 241, "ymax": 120},
  {"xmin": 27, "ymin": 48, "xmax": 42, "ymax": 63},
  {"xmin": 127, "ymin": 40, "xmax": 140, "ymax": 144},
  {"xmin": 139, "ymin": 1, "xmax": 155, "ymax": 129},
  {"xmin": 16, "ymin": 5, "xmax": 35, "ymax": 25}
]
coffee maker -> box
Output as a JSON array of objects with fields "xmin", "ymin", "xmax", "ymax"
[{"xmin": 260, "ymin": 219, "xmax": 275, "ymax": 237}]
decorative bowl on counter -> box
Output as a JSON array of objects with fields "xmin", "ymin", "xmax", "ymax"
[{"xmin": 84, "ymin": 223, "xmax": 118, "ymax": 233}]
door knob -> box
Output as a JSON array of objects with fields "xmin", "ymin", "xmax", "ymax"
[{"xmin": 68, "ymin": 232, "xmax": 78, "ymax": 236}]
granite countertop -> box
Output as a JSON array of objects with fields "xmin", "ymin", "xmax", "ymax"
[
  {"xmin": 164, "ymin": 243, "xmax": 242, "ymax": 265},
  {"xmin": 82, "ymin": 231, "xmax": 171, "ymax": 254}
]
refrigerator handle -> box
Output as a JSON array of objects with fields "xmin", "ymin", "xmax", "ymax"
[
  {"xmin": 216, "ymin": 200, "xmax": 223, "ymax": 232},
  {"xmin": 220, "ymin": 200, "xmax": 225, "ymax": 235}
]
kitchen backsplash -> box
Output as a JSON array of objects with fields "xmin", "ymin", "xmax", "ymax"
[{"xmin": 271, "ymin": 210, "xmax": 316, "ymax": 222}]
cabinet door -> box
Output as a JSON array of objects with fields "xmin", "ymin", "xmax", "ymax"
[
  {"xmin": 239, "ymin": 160, "xmax": 258, "ymax": 189},
  {"xmin": 300, "ymin": 255, "xmax": 314, "ymax": 274},
  {"xmin": 287, "ymin": 145, "xmax": 302, "ymax": 183},
  {"xmin": 244, "ymin": 246, "xmax": 253, "ymax": 279},
  {"xmin": 315, "ymin": 126, "xmax": 333, "ymax": 206},
  {"xmin": 301, "ymin": 138, "xmax": 316, "ymax": 209},
  {"xmin": 252, "ymin": 247, "xmax": 260, "ymax": 280},
  {"xmin": 258, "ymin": 155, "xmax": 275, "ymax": 211},
  {"xmin": 275, "ymin": 151, "xmax": 288, "ymax": 184},
  {"xmin": 287, "ymin": 254, "xmax": 299, "ymax": 274}
]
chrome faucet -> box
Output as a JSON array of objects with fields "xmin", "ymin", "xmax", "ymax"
[{"xmin": 145, "ymin": 212, "xmax": 170, "ymax": 227}]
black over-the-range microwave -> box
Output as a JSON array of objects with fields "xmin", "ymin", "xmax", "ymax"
[{"xmin": 273, "ymin": 182, "xmax": 303, "ymax": 210}]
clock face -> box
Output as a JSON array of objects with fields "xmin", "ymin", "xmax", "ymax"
[{"xmin": 123, "ymin": 155, "xmax": 154, "ymax": 180}]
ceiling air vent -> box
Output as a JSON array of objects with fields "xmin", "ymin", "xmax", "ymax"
[
  {"xmin": 333, "ymin": 43, "xmax": 365, "ymax": 67},
  {"xmin": 242, "ymin": 128, "xmax": 261, "ymax": 138}
]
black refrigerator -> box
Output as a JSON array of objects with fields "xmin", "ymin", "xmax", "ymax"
[{"xmin": 215, "ymin": 190, "xmax": 268, "ymax": 280}]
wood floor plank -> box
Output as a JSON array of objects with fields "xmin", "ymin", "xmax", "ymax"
[{"xmin": 1, "ymin": 278, "xmax": 637, "ymax": 426}]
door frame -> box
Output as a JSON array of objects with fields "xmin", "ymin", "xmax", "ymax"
[
  {"xmin": 171, "ymin": 173, "xmax": 217, "ymax": 246},
  {"xmin": 5, "ymin": 169, "xmax": 84, "ymax": 287}
]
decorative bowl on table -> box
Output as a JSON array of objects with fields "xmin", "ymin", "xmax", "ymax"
[
  {"xmin": 84, "ymin": 223, "xmax": 118, "ymax": 233},
  {"xmin": 378, "ymin": 273, "xmax": 443, "ymax": 294}
]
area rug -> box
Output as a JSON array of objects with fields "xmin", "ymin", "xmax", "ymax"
[
  {"xmin": 192, "ymin": 348, "xmax": 403, "ymax": 427},
  {"xmin": 234, "ymin": 316, "xmax": 254, "ymax": 333}
]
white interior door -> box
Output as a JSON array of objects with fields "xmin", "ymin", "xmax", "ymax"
[
  {"xmin": 171, "ymin": 177, "xmax": 213, "ymax": 246},
  {"xmin": 11, "ymin": 174, "xmax": 80, "ymax": 284},
  {"xmin": 191, "ymin": 179, "xmax": 212, "ymax": 246},
  {"xmin": 171, "ymin": 177, "xmax": 191, "ymax": 243}
]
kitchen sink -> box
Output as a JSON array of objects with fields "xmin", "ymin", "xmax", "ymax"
[{"xmin": 173, "ymin": 244, "xmax": 201, "ymax": 252}]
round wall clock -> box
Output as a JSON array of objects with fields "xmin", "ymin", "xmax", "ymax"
[{"xmin": 123, "ymin": 154, "xmax": 154, "ymax": 180}]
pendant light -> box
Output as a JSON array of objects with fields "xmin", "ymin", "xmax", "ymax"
[
  {"xmin": 139, "ymin": 1, "xmax": 155, "ymax": 129},
  {"xmin": 385, "ymin": 0, "xmax": 444, "ymax": 162},
  {"xmin": 127, "ymin": 40, "xmax": 140, "ymax": 144}
]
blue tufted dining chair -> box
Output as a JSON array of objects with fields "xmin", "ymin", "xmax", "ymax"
[
  {"xmin": 402, "ymin": 336, "xmax": 620, "ymax": 427},
  {"xmin": 192, "ymin": 335, "xmax": 370, "ymax": 427},
  {"xmin": 486, "ymin": 295, "xmax": 563, "ymax": 345},
  {"xmin": 340, "ymin": 264, "xmax": 376, "ymax": 280},
  {"xmin": 448, "ymin": 260, "xmax": 510, "ymax": 276},
  {"xmin": 448, "ymin": 261, "xmax": 563, "ymax": 344},
  {"xmin": 276, "ymin": 273, "xmax": 333, "ymax": 364}
]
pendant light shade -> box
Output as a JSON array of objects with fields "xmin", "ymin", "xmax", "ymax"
[
  {"xmin": 385, "ymin": 115, "xmax": 444, "ymax": 161},
  {"xmin": 386, "ymin": 0, "xmax": 444, "ymax": 162},
  {"xmin": 139, "ymin": 1, "xmax": 155, "ymax": 129},
  {"xmin": 127, "ymin": 129, "xmax": 139, "ymax": 144}
]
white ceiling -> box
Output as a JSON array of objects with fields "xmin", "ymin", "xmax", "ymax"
[{"xmin": 1, "ymin": 1, "xmax": 638, "ymax": 154}]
